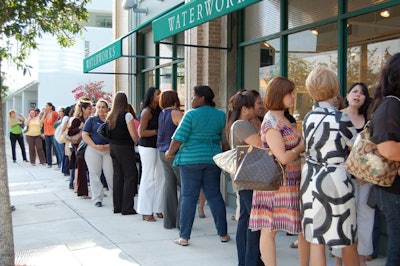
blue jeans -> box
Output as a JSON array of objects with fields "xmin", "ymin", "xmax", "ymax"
[
  {"xmin": 53, "ymin": 138, "xmax": 64, "ymax": 168},
  {"xmin": 374, "ymin": 187, "xmax": 400, "ymax": 266},
  {"xmin": 179, "ymin": 163, "xmax": 227, "ymax": 240},
  {"xmin": 44, "ymin": 135, "xmax": 54, "ymax": 166},
  {"xmin": 237, "ymin": 190, "xmax": 263, "ymax": 266}
]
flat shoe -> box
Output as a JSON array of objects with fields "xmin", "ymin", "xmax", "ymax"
[
  {"xmin": 174, "ymin": 238, "xmax": 189, "ymax": 246},
  {"xmin": 366, "ymin": 256, "xmax": 375, "ymax": 262},
  {"xmin": 198, "ymin": 207, "xmax": 206, "ymax": 218},
  {"xmin": 95, "ymin": 202, "xmax": 102, "ymax": 207},
  {"xmin": 122, "ymin": 209, "xmax": 137, "ymax": 215},
  {"xmin": 220, "ymin": 235, "xmax": 230, "ymax": 242},
  {"xmin": 142, "ymin": 215, "xmax": 156, "ymax": 222},
  {"xmin": 290, "ymin": 240, "xmax": 298, "ymax": 249},
  {"xmin": 156, "ymin": 213, "xmax": 163, "ymax": 218}
]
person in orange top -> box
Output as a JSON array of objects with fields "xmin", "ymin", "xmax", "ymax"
[{"xmin": 40, "ymin": 102, "xmax": 59, "ymax": 167}]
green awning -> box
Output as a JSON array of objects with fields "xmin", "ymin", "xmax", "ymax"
[
  {"xmin": 83, "ymin": 4, "xmax": 185, "ymax": 74},
  {"xmin": 83, "ymin": 39, "xmax": 122, "ymax": 73},
  {"xmin": 152, "ymin": 0, "xmax": 261, "ymax": 42}
]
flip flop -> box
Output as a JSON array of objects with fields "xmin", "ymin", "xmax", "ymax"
[{"xmin": 174, "ymin": 238, "xmax": 189, "ymax": 246}]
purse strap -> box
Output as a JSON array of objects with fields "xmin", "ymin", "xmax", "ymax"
[
  {"xmin": 386, "ymin": 95, "xmax": 400, "ymax": 102},
  {"xmin": 308, "ymin": 112, "xmax": 333, "ymax": 141}
]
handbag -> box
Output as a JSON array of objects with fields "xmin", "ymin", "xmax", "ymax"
[
  {"xmin": 55, "ymin": 125, "xmax": 67, "ymax": 144},
  {"xmin": 213, "ymin": 149, "xmax": 237, "ymax": 175},
  {"xmin": 76, "ymin": 140, "xmax": 87, "ymax": 158},
  {"xmin": 97, "ymin": 121, "xmax": 110, "ymax": 140},
  {"xmin": 65, "ymin": 130, "xmax": 82, "ymax": 144},
  {"xmin": 234, "ymin": 145, "xmax": 284, "ymax": 191},
  {"xmin": 345, "ymin": 122, "xmax": 399, "ymax": 187}
]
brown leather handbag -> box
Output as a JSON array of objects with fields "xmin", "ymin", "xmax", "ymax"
[{"xmin": 234, "ymin": 145, "xmax": 284, "ymax": 191}]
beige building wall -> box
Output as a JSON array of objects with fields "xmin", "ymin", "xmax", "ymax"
[
  {"xmin": 113, "ymin": 1, "xmax": 129, "ymax": 95},
  {"xmin": 185, "ymin": 17, "xmax": 237, "ymax": 111}
]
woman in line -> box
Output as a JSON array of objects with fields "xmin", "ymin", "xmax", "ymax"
[
  {"xmin": 24, "ymin": 108, "xmax": 46, "ymax": 166},
  {"xmin": 40, "ymin": 102, "xmax": 59, "ymax": 168},
  {"xmin": 68, "ymin": 99, "xmax": 92, "ymax": 199},
  {"xmin": 226, "ymin": 90, "xmax": 263, "ymax": 266},
  {"xmin": 82, "ymin": 99, "xmax": 113, "ymax": 207},
  {"xmin": 301, "ymin": 67, "xmax": 359, "ymax": 265},
  {"xmin": 137, "ymin": 87, "xmax": 165, "ymax": 221},
  {"xmin": 8, "ymin": 109, "xmax": 28, "ymax": 163},
  {"xmin": 248, "ymin": 77, "xmax": 306, "ymax": 266},
  {"xmin": 53, "ymin": 108, "xmax": 66, "ymax": 170},
  {"xmin": 157, "ymin": 90, "xmax": 183, "ymax": 229},
  {"xmin": 333, "ymin": 82, "xmax": 373, "ymax": 266},
  {"xmin": 108, "ymin": 92, "xmax": 139, "ymax": 215},
  {"xmin": 166, "ymin": 85, "xmax": 229, "ymax": 246},
  {"xmin": 59, "ymin": 106, "xmax": 71, "ymax": 176},
  {"xmin": 369, "ymin": 53, "xmax": 400, "ymax": 266}
]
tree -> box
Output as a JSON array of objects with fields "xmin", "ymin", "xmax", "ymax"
[
  {"xmin": 72, "ymin": 81, "xmax": 113, "ymax": 104},
  {"xmin": 0, "ymin": 1, "xmax": 90, "ymax": 264}
]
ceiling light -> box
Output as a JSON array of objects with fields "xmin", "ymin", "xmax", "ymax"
[
  {"xmin": 380, "ymin": 10, "xmax": 390, "ymax": 18},
  {"xmin": 263, "ymin": 42, "xmax": 271, "ymax": 48},
  {"xmin": 310, "ymin": 29, "xmax": 319, "ymax": 35}
]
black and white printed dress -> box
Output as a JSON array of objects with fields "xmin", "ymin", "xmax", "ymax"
[{"xmin": 301, "ymin": 101, "xmax": 358, "ymax": 248}]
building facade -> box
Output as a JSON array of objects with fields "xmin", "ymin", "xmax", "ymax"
[
  {"xmin": 86, "ymin": 0, "xmax": 400, "ymax": 211},
  {"xmin": 3, "ymin": 0, "xmax": 113, "ymax": 131}
]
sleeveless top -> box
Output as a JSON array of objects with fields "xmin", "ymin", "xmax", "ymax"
[
  {"xmin": 109, "ymin": 112, "xmax": 135, "ymax": 146},
  {"xmin": 157, "ymin": 109, "xmax": 177, "ymax": 152},
  {"xmin": 138, "ymin": 107, "xmax": 161, "ymax": 148},
  {"xmin": 26, "ymin": 118, "xmax": 42, "ymax": 136},
  {"xmin": 10, "ymin": 118, "xmax": 23, "ymax": 134}
]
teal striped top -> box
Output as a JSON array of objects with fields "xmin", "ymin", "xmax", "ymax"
[{"xmin": 172, "ymin": 105, "xmax": 226, "ymax": 166}]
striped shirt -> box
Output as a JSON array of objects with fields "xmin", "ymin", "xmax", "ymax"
[{"xmin": 172, "ymin": 105, "xmax": 226, "ymax": 166}]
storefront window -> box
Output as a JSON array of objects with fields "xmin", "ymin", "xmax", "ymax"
[
  {"xmin": 244, "ymin": 0, "xmax": 280, "ymax": 42},
  {"xmin": 348, "ymin": 0, "xmax": 389, "ymax": 12},
  {"xmin": 347, "ymin": 7, "xmax": 400, "ymax": 96},
  {"xmin": 288, "ymin": 24, "xmax": 338, "ymax": 122},
  {"xmin": 244, "ymin": 38, "xmax": 280, "ymax": 99},
  {"xmin": 288, "ymin": 0, "xmax": 337, "ymax": 29},
  {"xmin": 144, "ymin": 70, "xmax": 156, "ymax": 89},
  {"xmin": 144, "ymin": 31, "xmax": 155, "ymax": 69}
]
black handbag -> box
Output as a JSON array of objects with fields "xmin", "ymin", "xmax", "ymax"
[
  {"xmin": 234, "ymin": 145, "xmax": 284, "ymax": 191},
  {"xmin": 76, "ymin": 140, "xmax": 87, "ymax": 158},
  {"xmin": 97, "ymin": 121, "xmax": 110, "ymax": 140}
]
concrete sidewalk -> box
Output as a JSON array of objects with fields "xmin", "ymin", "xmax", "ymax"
[{"xmin": 7, "ymin": 142, "xmax": 386, "ymax": 265}]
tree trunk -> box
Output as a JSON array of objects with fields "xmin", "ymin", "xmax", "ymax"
[{"xmin": 0, "ymin": 72, "xmax": 15, "ymax": 265}]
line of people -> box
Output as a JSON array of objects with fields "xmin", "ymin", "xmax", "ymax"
[{"xmin": 9, "ymin": 53, "xmax": 400, "ymax": 266}]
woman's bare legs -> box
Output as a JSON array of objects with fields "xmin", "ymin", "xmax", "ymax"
[
  {"xmin": 260, "ymin": 228, "xmax": 277, "ymax": 266},
  {"xmin": 342, "ymin": 243, "xmax": 359, "ymax": 266},
  {"xmin": 298, "ymin": 233, "xmax": 310, "ymax": 266},
  {"xmin": 310, "ymin": 243, "xmax": 326, "ymax": 266},
  {"xmin": 359, "ymin": 255, "xmax": 367, "ymax": 266},
  {"xmin": 198, "ymin": 190, "xmax": 206, "ymax": 218}
]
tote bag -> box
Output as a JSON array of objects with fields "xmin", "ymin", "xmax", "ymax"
[
  {"xmin": 234, "ymin": 145, "xmax": 284, "ymax": 191},
  {"xmin": 345, "ymin": 122, "xmax": 399, "ymax": 187}
]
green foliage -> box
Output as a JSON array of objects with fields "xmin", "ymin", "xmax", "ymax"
[
  {"xmin": 0, "ymin": 0, "xmax": 90, "ymax": 72},
  {"xmin": 0, "ymin": 72, "xmax": 9, "ymax": 100}
]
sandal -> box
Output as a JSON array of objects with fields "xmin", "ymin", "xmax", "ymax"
[
  {"xmin": 156, "ymin": 213, "xmax": 164, "ymax": 219},
  {"xmin": 142, "ymin": 215, "xmax": 156, "ymax": 222},
  {"xmin": 290, "ymin": 240, "xmax": 298, "ymax": 249},
  {"xmin": 220, "ymin": 235, "xmax": 230, "ymax": 242},
  {"xmin": 198, "ymin": 207, "xmax": 206, "ymax": 218},
  {"xmin": 174, "ymin": 238, "xmax": 189, "ymax": 246}
]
